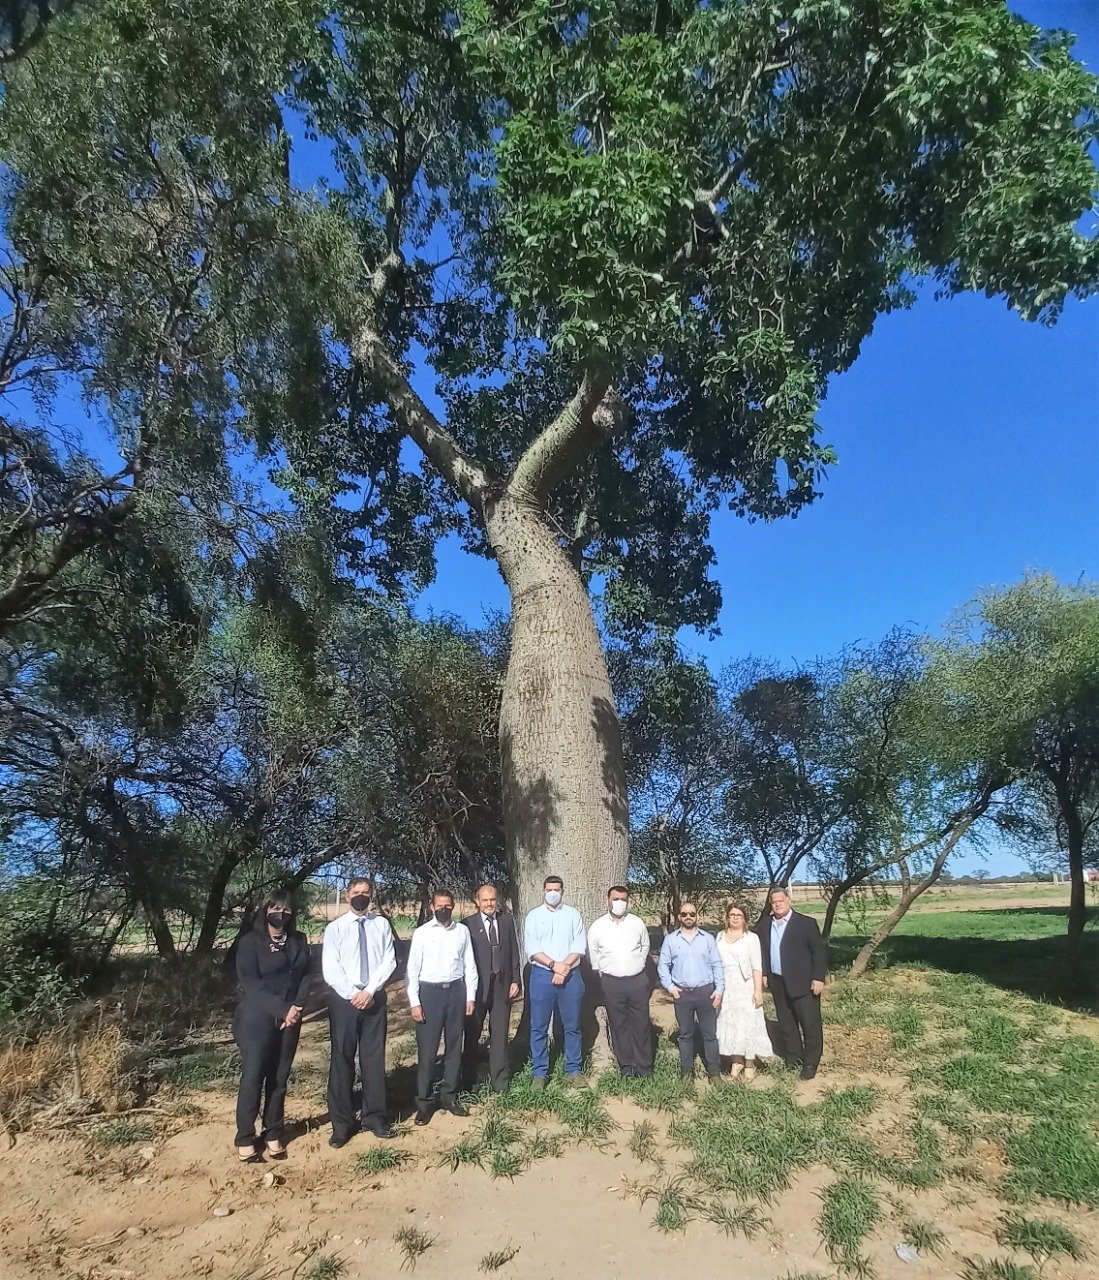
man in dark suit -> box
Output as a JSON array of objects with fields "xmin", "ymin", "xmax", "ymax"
[
  {"xmin": 462, "ymin": 883, "xmax": 522, "ymax": 1093},
  {"xmin": 758, "ymin": 886, "xmax": 828, "ymax": 1080}
]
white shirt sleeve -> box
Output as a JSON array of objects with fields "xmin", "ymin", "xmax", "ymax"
[
  {"xmin": 462, "ymin": 926, "xmax": 478, "ymax": 1002},
  {"xmin": 370, "ymin": 917, "xmax": 397, "ymax": 994},
  {"xmin": 322, "ymin": 919, "xmax": 355, "ymax": 1001},
  {"xmin": 587, "ymin": 918, "xmax": 605, "ymax": 974},
  {"xmin": 405, "ymin": 928, "xmax": 424, "ymax": 1008}
]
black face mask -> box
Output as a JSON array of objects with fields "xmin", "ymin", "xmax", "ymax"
[
  {"xmin": 434, "ymin": 907, "xmax": 453, "ymax": 926},
  {"xmin": 266, "ymin": 911, "xmax": 289, "ymax": 930},
  {"xmin": 349, "ymin": 894, "xmax": 371, "ymax": 912}
]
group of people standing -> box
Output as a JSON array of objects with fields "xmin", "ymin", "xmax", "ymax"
[{"xmin": 230, "ymin": 876, "xmax": 827, "ymax": 1161}]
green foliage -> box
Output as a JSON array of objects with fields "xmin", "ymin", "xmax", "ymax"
[
  {"xmin": 962, "ymin": 1261, "xmax": 1038, "ymax": 1280},
  {"xmin": 478, "ymin": 1245, "xmax": 520, "ymax": 1274},
  {"xmin": 302, "ymin": 1255, "xmax": 345, "ymax": 1280},
  {"xmin": 393, "ymin": 1226, "xmax": 434, "ymax": 1271},
  {"xmin": 817, "ymin": 1177, "xmax": 880, "ymax": 1274},
  {"xmin": 353, "ymin": 1147, "xmax": 411, "ymax": 1175},
  {"xmin": 91, "ymin": 1117, "xmax": 155, "ymax": 1147},
  {"xmin": 996, "ymin": 1216, "xmax": 1083, "ymax": 1263},
  {"xmin": 901, "ymin": 1219, "xmax": 947, "ymax": 1256}
]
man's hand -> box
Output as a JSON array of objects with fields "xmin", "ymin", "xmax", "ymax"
[
  {"xmin": 667, "ymin": 985, "xmax": 682, "ymax": 1000},
  {"xmin": 761, "ymin": 976, "xmax": 768, "ymax": 989},
  {"xmin": 350, "ymin": 989, "xmax": 373, "ymax": 1010},
  {"xmin": 508, "ymin": 982, "xmax": 521, "ymax": 1000},
  {"xmin": 551, "ymin": 970, "xmax": 566, "ymax": 987},
  {"xmin": 710, "ymin": 991, "xmax": 722, "ymax": 1010},
  {"xmin": 465, "ymin": 1001, "xmax": 475, "ymax": 1016},
  {"xmin": 410, "ymin": 1005, "xmax": 425, "ymax": 1023},
  {"xmin": 810, "ymin": 979, "xmax": 825, "ymax": 997},
  {"xmin": 280, "ymin": 1005, "xmax": 303, "ymax": 1029},
  {"xmin": 552, "ymin": 961, "xmax": 569, "ymax": 978}
]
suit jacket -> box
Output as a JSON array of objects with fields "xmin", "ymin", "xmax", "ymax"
[
  {"xmin": 234, "ymin": 929, "xmax": 312, "ymax": 1024},
  {"xmin": 461, "ymin": 909, "xmax": 522, "ymax": 997},
  {"xmin": 757, "ymin": 910, "xmax": 827, "ymax": 999}
]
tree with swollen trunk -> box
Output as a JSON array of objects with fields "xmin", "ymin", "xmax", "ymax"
[{"xmin": 24, "ymin": 2, "xmax": 1099, "ymax": 925}]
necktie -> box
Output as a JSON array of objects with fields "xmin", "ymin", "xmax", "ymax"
[
  {"xmin": 488, "ymin": 916, "xmax": 501, "ymax": 975},
  {"xmin": 357, "ymin": 917, "xmax": 370, "ymax": 987}
]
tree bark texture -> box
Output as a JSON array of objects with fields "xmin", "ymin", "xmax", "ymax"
[{"xmin": 485, "ymin": 495, "xmax": 628, "ymax": 931}]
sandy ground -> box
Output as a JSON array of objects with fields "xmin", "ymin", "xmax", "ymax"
[{"xmin": 3, "ymin": 983, "xmax": 1098, "ymax": 1280}]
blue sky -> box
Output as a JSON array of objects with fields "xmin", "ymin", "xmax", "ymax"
[{"xmin": 411, "ymin": 1, "xmax": 1099, "ymax": 872}]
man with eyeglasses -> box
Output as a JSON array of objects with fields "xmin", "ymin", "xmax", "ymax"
[{"xmin": 657, "ymin": 903, "xmax": 724, "ymax": 1082}]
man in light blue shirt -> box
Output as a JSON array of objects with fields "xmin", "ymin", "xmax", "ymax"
[
  {"xmin": 657, "ymin": 902, "xmax": 724, "ymax": 1081},
  {"xmin": 524, "ymin": 874, "xmax": 587, "ymax": 1087}
]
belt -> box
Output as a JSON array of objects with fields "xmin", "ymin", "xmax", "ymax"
[
  {"xmin": 420, "ymin": 980, "xmax": 463, "ymax": 990},
  {"xmin": 679, "ymin": 983, "xmax": 714, "ymax": 991}
]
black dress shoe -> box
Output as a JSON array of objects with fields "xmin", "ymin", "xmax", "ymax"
[
  {"xmin": 363, "ymin": 1120, "xmax": 396, "ymax": 1139},
  {"xmin": 328, "ymin": 1133, "xmax": 351, "ymax": 1149},
  {"xmin": 440, "ymin": 1100, "xmax": 470, "ymax": 1117},
  {"xmin": 799, "ymin": 1063, "xmax": 819, "ymax": 1081},
  {"xmin": 414, "ymin": 1108, "xmax": 433, "ymax": 1126}
]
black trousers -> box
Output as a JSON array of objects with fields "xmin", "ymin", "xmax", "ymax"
[
  {"xmin": 327, "ymin": 990, "xmax": 388, "ymax": 1139},
  {"xmin": 602, "ymin": 971, "xmax": 654, "ymax": 1076},
  {"xmin": 463, "ymin": 973, "xmax": 513, "ymax": 1092},
  {"xmin": 233, "ymin": 1006, "xmax": 301, "ymax": 1147},
  {"xmin": 769, "ymin": 974, "xmax": 824, "ymax": 1068},
  {"xmin": 674, "ymin": 984, "xmax": 721, "ymax": 1077},
  {"xmin": 416, "ymin": 981, "xmax": 465, "ymax": 1108}
]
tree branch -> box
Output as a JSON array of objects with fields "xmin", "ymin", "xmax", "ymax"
[
  {"xmin": 352, "ymin": 324, "xmax": 489, "ymax": 507},
  {"xmin": 508, "ymin": 368, "xmax": 618, "ymax": 504}
]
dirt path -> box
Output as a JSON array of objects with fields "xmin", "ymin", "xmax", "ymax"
[{"xmin": 3, "ymin": 994, "xmax": 1097, "ymax": 1280}]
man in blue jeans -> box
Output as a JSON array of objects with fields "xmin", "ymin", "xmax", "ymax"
[{"xmin": 524, "ymin": 875, "xmax": 587, "ymax": 1088}]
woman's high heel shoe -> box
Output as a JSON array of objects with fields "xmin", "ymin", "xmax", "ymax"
[
  {"xmin": 237, "ymin": 1142, "xmax": 264, "ymax": 1164},
  {"xmin": 265, "ymin": 1139, "xmax": 288, "ymax": 1160}
]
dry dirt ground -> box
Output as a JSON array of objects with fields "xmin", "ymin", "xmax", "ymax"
[{"xmin": 3, "ymin": 981, "xmax": 1098, "ymax": 1280}]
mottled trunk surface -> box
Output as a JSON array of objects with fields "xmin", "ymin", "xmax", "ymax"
[{"xmin": 485, "ymin": 496, "xmax": 629, "ymax": 932}]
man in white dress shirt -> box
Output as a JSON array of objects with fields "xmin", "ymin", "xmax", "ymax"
[
  {"xmin": 322, "ymin": 876, "xmax": 397, "ymax": 1145},
  {"xmin": 406, "ymin": 890, "xmax": 478, "ymax": 1125},
  {"xmin": 587, "ymin": 885, "xmax": 654, "ymax": 1078}
]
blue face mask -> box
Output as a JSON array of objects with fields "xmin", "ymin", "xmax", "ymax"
[{"xmin": 544, "ymin": 890, "xmax": 562, "ymax": 907}]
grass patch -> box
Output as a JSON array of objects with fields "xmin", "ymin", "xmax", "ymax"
[
  {"xmin": 353, "ymin": 1146, "xmax": 411, "ymax": 1175},
  {"xmin": 818, "ymin": 1177, "xmax": 879, "ymax": 1274},
  {"xmin": 901, "ymin": 1218, "xmax": 947, "ymax": 1255},
  {"xmin": 701, "ymin": 1199, "xmax": 770, "ymax": 1238},
  {"xmin": 479, "ymin": 1244, "xmax": 520, "ymax": 1273},
  {"xmin": 489, "ymin": 1147, "xmax": 525, "ymax": 1180},
  {"xmin": 523, "ymin": 1130, "xmax": 565, "ymax": 1161},
  {"xmin": 301, "ymin": 1255, "xmax": 345, "ymax": 1280},
  {"xmin": 1003, "ymin": 1115, "xmax": 1099, "ymax": 1207},
  {"xmin": 480, "ymin": 1112, "xmax": 521, "ymax": 1150},
  {"xmin": 162, "ymin": 1049, "xmax": 239, "ymax": 1090},
  {"xmin": 995, "ymin": 1216, "xmax": 1084, "ymax": 1262},
  {"xmin": 394, "ymin": 1226, "xmax": 434, "ymax": 1271},
  {"xmin": 432, "ymin": 1136, "xmax": 485, "ymax": 1173},
  {"xmin": 91, "ymin": 1117, "xmax": 155, "ymax": 1146},
  {"xmin": 630, "ymin": 1120, "xmax": 660, "ymax": 1165},
  {"xmin": 961, "ymin": 1260, "xmax": 1038, "ymax": 1280}
]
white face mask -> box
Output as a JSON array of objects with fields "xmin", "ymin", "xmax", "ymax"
[
  {"xmin": 610, "ymin": 899, "xmax": 628, "ymax": 917},
  {"xmin": 544, "ymin": 889, "xmax": 562, "ymax": 907}
]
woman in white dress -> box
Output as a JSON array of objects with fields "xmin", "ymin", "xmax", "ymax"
[{"xmin": 715, "ymin": 903, "xmax": 774, "ymax": 1080}]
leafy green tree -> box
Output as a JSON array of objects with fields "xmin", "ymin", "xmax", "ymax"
[
  {"xmin": 933, "ymin": 575, "xmax": 1099, "ymax": 940},
  {"xmin": 7, "ymin": 1, "xmax": 1098, "ymax": 924}
]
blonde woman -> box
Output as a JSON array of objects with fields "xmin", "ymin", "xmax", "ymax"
[{"xmin": 715, "ymin": 903, "xmax": 774, "ymax": 1080}]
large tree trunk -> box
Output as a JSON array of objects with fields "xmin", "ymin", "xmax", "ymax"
[
  {"xmin": 1060, "ymin": 798, "xmax": 1087, "ymax": 938},
  {"xmin": 195, "ymin": 848, "xmax": 241, "ymax": 954},
  {"xmin": 485, "ymin": 494, "xmax": 629, "ymax": 929}
]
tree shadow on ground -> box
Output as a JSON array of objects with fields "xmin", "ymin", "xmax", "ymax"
[{"xmin": 829, "ymin": 922, "xmax": 1099, "ymax": 1012}]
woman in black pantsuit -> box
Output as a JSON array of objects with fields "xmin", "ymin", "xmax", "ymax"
[{"xmin": 233, "ymin": 891, "xmax": 311, "ymax": 1162}]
